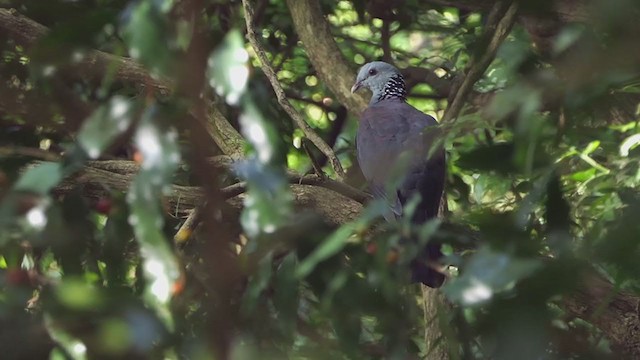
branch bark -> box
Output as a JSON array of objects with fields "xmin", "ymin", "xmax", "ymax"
[
  {"xmin": 562, "ymin": 270, "xmax": 640, "ymax": 357},
  {"xmin": 53, "ymin": 161, "xmax": 362, "ymax": 228}
]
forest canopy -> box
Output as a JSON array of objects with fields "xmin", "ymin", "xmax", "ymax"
[{"xmin": 1, "ymin": 0, "xmax": 640, "ymax": 359}]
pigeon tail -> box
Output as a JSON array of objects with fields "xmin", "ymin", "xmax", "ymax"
[{"xmin": 410, "ymin": 243, "xmax": 446, "ymax": 288}]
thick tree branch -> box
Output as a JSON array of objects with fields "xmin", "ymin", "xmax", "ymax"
[
  {"xmin": 286, "ymin": 0, "xmax": 368, "ymax": 115},
  {"xmin": 53, "ymin": 161, "xmax": 362, "ymax": 227},
  {"xmin": 242, "ymin": 0, "xmax": 346, "ymax": 180},
  {"xmin": 85, "ymin": 158, "xmax": 370, "ymax": 204}
]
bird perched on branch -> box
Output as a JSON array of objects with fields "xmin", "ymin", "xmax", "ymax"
[{"xmin": 351, "ymin": 61, "xmax": 446, "ymax": 288}]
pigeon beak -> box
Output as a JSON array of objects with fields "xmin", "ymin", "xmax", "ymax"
[{"xmin": 351, "ymin": 81, "xmax": 362, "ymax": 93}]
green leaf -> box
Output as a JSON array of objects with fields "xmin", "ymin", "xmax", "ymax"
[
  {"xmin": 56, "ymin": 278, "xmax": 106, "ymax": 310},
  {"xmin": 13, "ymin": 162, "xmax": 63, "ymax": 195},
  {"xmin": 582, "ymin": 140, "xmax": 600, "ymax": 156},
  {"xmin": 443, "ymin": 247, "xmax": 541, "ymax": 306},
  {"xmin": 296, "ymin": 223, "xmax": 356, "ymax": 279},
  {"xmin": 122, "ymin": 0, "xmax": 173, "ymax": 75},
  {"xmin": 273, "ymin": 253, "xmax": 299, "ymax": 336},
  {"xmin": 77, "ymin": 96, "xmax": 133, "ymax": 159},
  {"xmin": 568, "ymin": 168, "xmax": 596, "ymax": 182}
]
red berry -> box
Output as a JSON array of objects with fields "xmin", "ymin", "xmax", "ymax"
[
  {"xmin": 6, "ymin": 269, "xmax": 30, "ymax": 286},
  {"xmin": 95, "ymin": 198, "xmax": 112, "ymax": 214},
  {"xmin": 366, "ymin": 242, "xmax": 378, "ymax": 254}
]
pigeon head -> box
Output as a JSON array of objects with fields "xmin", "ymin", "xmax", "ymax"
[{"xmin": 351, "ymin": 61, "xmax": 407, "ymax": 104}]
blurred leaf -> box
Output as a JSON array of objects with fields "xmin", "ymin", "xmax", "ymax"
[
  {"xmin": 553, "ymin": 24, "xmax": 585, "ymax": 54},
  {"xmin": 582, "ymin": 140, "xmax": 600, "ymax": 156},
  {"xmin": 56, "ymin": 278, "xmax": 105, "ymax": 310},
  {"xmin": 457, "ymin": 143, "xmax": 516, "ymax": 174},
  {"xmin": 208, "ymin": 30, "xmax": 250, "ymax": 105},
  {"xmin": 273, "ymin": 253, "xmax": 299, "ymax": 337},
  {"xmin": 127, "ymin": 104, "xmax": 181, "ymax": 329},
  {"xmin": 122, "ymin": 0, "xmax": 173, "ymax": 75},
  {"xmin": 102, "ymin": 196, "xmax": 134, "ymax": 288},
  {"xmin": 619, "ymin": 133, "xmax": 640, "ymax": 156},
  {"xmin": 13, "ymin": 162, "xmax": 63, "ymax": 195},
  {"xmin": 235, "ymin": 102, "xmax": 291, "ymax": 240},
  {"xmin": 77, "ymin": 96, "xmax": 134, "ymax": 159},
  {"xmin": 241, "ymin": 254, "xmax": 273, "ymax": 314},
  {"xmin": 296, "ymin": 223, "xmax": 356, "ymax": 279},
  {"xmin": 444, "ymin": 247, "xmax": 542, "ymax": 306},
  {"xmin": 44, "ymin": 314, "xmax": 88, "ymax": 360}
]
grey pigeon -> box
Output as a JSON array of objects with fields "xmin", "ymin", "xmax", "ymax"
[{"xmin": 351, "ymin": 61, "xmax": 446, "ymax": 288}]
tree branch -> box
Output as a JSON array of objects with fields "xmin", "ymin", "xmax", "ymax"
[
  {"xmin": 441, "ymin": 0, "xmax": 519, "ymax": 123},
  {"xmin": 242, "ymin": 0, "xmax": 346, "ymax": 180},
  {"xmin": 52, "ymin": 161, "xmax": 363, "ymax": 228},
  {"xmin": 85, "ymin": 157, "xmax": 370, "ymax": 204}
]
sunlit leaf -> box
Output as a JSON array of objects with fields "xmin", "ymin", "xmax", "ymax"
[
  {"xmin": 444, "ymin": 247, "xmax": 542, "ymax": 306},
  {"xmin": 620, "ymin": 133, "xmax": 640, "ymax": 156},
  {"xmin": 127, "ymin": 104, "xmax": 181, "ymax": 329},
  {"xmin": 208, "ymin": 30, "xmax": 250, "ymax": 105},
  {"xmin": 582, "ymin": 140, "xmax": 600, "ymax": 156},
  {"xmin": 235, "ymin": 99, "xmax": 291, "ymax": 239}
]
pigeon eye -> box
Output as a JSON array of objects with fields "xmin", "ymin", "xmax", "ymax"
[{"xmin": 368, "ymin": 69, "xmax": 377, "ymax": 76}]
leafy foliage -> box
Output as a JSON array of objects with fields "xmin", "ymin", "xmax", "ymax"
[{"xmin": 1, "ymin": 0, "xmax": 640, "ymax": 359}]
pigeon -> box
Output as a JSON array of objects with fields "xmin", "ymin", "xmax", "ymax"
[{"xmin": 351, "ymin": 61, "xmax": 446, "ymax": 288}]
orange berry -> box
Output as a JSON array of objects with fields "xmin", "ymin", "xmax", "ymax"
[
  {"xmin": 386, "ymin": 249, "xmax": 399, "ymax": 264},
  {"xmin": 133, "ymin": 150, "xmax": 144, "ymax": 164}
]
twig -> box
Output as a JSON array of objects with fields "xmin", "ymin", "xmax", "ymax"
[
  {"xmin": 242, "ymin": 0, "xmax": 346, "ymax": 181},
  {"xmin": 440, "ymin": 0, "xmax": 519, "ymax": 123},
  {"xmin": 174, "ymin": 207, "xmax": 201, "ymax": 245},
  {"xmin": 172, "ymin": 180, "xmax": 245, "ymax": 245},
  {"xmin": 302, "ymin": 139, "xmax": 325, "ymax": 177},
  {"xmin": 381, "ymin": 19, "xmax": 393, "ymax": 63}
]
